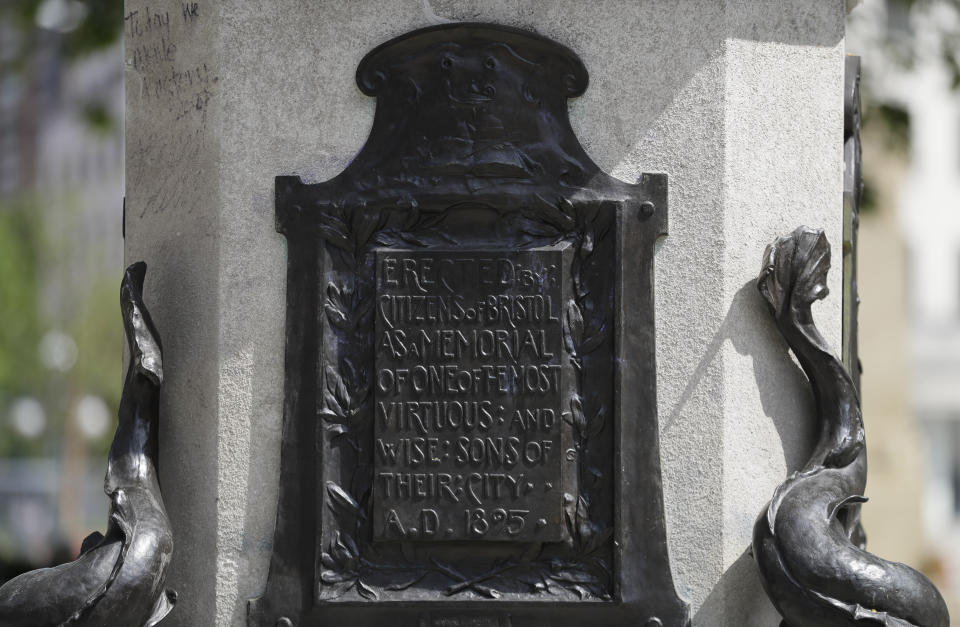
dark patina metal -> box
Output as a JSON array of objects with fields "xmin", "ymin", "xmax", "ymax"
[
  {"xmin": 842, "ymin": 56, "xmax": 863, "ymax": 393},
  {"xmin": 752, "ymin": 228, "xmax": 949, "ymax": 627},
  {"xmin": 0, "ymin": 263, "xmax": 176, "ymax": 627},
  {"xmin": 372, "ymin": 247, "xmax": 575, "ymax": 544},
  {"xmin": 249, "ymin": 23, "xmax": 687, "ymax": 627}
]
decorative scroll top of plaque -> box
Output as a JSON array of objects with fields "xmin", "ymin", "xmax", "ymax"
[
  {"xmin": 353, "ymin": 25, "xmax": 587, "ymax": 185},
  {"xmin": 276, "ymin": 24, "xmax": 656, "ymax": 234},
  {"xmin": 252, "ymin": 23, "xmax": 689, "ymax": 627}
]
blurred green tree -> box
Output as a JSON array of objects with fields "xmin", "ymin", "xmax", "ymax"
[
  {"xmin": 1, "ymin": 0, "xmax": 123, "ymax": 65},
  {"xmin": 0, "ymin": 0, "xmax": 124, "ymax": 456},
  {"xmin": 0, "ymin": 199, "xmax": 47, "ymax": 457}
]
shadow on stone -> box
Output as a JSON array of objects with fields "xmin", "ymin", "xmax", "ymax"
[
  {"xmin": 694, "ymin": 548, "xmax": 781, "ymax": 626},
  {"xmin": 724, "ymin": 279, "xmax": 818, "ymax": 472},
  {"xmin": 663, "ymin": 280, "xmax": 816, "ymax": 473},
  {"xmin": 660, "ymin": 279, "xmax": 816, "ymax": 623}
]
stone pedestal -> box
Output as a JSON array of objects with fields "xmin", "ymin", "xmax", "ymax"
[{"xmin": 124, "ymin": 2, "xmax": 845, "ymax": 625}]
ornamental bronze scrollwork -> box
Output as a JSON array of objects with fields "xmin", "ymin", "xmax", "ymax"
[
  {"xmin": 752, "ymin": 227, "xmax": 949, "ymax": 627},
  {"xmin": 0, "ymin": 263, "xmax": 176, "ymax": 627}
]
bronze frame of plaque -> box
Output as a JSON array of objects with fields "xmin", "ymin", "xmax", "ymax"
[{"xmin": 249, "ymin": 23, "xmax": 689, "ymax": 627}]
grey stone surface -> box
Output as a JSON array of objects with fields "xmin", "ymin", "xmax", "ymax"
[{"xmin": 123, "ymin": 1, "xmax": 845, "ymax": 625}]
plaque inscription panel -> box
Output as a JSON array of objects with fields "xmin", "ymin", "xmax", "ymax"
[
  {"xmin": 373, "ymin": 249, "xmax": 568, "ymax": 542},
  {"xmin": 251, "ymin": 22, "xmax": 690, "ymax": 626}
]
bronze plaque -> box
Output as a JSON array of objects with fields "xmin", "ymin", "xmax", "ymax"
[
  {"xmin": 373, "ymin": 248, "xmax": 572, "ymax": 542},
  {"xmin": 250, "ymin": 22, "xmax": 688, "ymax": 627}
]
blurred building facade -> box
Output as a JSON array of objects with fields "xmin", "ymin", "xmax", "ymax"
[
  {"xmin": 0, "ymin": 16, "xmax": 123, "ymax": 578},
  {"xmin": 0, "ymin": 17, "xmax": 124, "ymax": 303},
  {"xmin": 848, "ymin": 0, "xmax": 960, "ymax": 611},
  {"xmin": 0, "ymin": 24, "xmax": 57, "ymax": 195}
]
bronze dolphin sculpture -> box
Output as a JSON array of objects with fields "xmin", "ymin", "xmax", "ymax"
[
  {"xmin": 752, "ymin": 227, "xmax": 948, "ymax": 627},
  {"xmin": 0, "ymin": 262, "xmax": 175, "ymax": 627}
]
